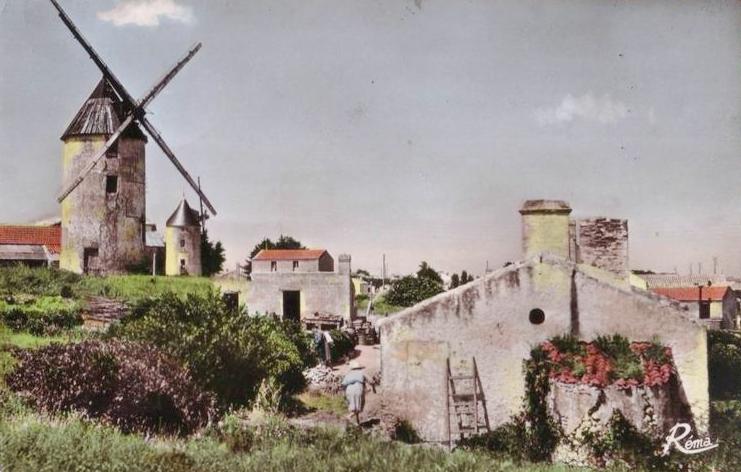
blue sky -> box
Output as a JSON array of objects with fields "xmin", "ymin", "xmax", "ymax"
[{"xmin": 1, "ymin": 0, "xmax": 740, "ymax": 276}]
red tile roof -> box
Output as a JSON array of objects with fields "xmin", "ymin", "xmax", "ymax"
[
  {"xmin": 0, "ymin": 226, "xmax": 61, "ymax": 254},
  {"xmin": 253, "ymin": 249, "xmax": 327, "ymax": 261},
  {"xmin": 653, "ymin": 286, "xmax": 730, "ymax": 302}
]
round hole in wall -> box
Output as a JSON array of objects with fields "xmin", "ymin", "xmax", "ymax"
[{"xmin": 529, "ymin": 308, "xmax": 545, "ymax": 325}]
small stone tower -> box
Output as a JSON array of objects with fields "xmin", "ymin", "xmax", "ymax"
[
  {"xmin": 60, "ymin": 79, "xmax": 147, "ymax": 274},
  {"xmin": 165, "ymin": 198, "xmax": 202, "ymax": 276},
  {"xmin": 519, "ymin": 200, "xmax": 573, "ymax": 259}
]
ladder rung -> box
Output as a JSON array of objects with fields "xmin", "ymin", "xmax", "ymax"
[
  {"xmin": 452, "ymin": 393, "xmax": 475, "ymax": 401},
  {"xmin": 450, "ymin": 375, "xmax": 475, "ymax": 380}
]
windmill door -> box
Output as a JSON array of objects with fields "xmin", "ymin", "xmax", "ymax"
[{"xmin": 83, "ymin": 248, "xmax": 100, "ymax": 275}]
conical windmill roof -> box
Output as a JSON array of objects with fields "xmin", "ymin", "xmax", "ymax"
[
  {"xmin": 166, "ymin": 198, "xmax": 201, "ymax": 228},
  {"xmin": 61, "ymin": 78, "xmax": 146, "ymax": 141}
]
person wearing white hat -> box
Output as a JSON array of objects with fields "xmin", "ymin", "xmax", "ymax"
[{"xmin": 342, "ymin": 360, "xmax": 366, "ymax": 424}]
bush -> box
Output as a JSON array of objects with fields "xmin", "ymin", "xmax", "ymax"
[
  {"xmin": 329, "ymin": 329, "xmax": 355, "ymax": 360},
  {"xmin": 0, "ymin": 296, "xmax": 82, "ymax": 335},
  {"xmin": 111, "ymin": 292, "xmax": 313, "ymax": 408},
  {"xmin": 385, "ymin": 275, "xmax": 443, "ymax": 307},
  {"xmin": 0, "ymin": 265, "xmax": 81, "ymax": 297},
  {"xmin": 708, "ymin": 330, "xmax": 741, "ymax": 399},
  {"xmin": 5, "ymin": 340, "xmax": 215, "ymax": 435}
]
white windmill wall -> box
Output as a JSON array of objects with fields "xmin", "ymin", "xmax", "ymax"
[{"xmin": 60, "ymin": 136, "xmax": 146, "ymax": 274}]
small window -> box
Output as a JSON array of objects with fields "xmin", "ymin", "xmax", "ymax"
[
  {"xmin": 529, "ymin": 308, "xmax": 545, "ymax": 325},
  {"xmin": 106, "ymin": 175, "xmax": 118, "ymax": 194},
  {"xmin": 106, "ymin": 140, "xmax": 119, "ymax": 159},
  {"xmin": 292, "ymin": 261, "xmax": 299, "ymax": 271},
  {"xmin": 270, "ymin": 261, "xmax": 277, "ymax": 272},
  {"xmin": 180, "ymin": 259, "xmax": 186, "ymax": 267},
  {"xmin": 180, "ymin": 239, "xmax": 185, "ymax": 248},
  {"xmin": 699, "ymin": 302, "xmax": 710, "ymax": 319}
]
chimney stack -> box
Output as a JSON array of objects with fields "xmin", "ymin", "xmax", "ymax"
[
  {"xmin": 519, "ymin": 200, "xmax": 572, "ymax": 260},
  {"xmin": 338, "ymin": 254, "xmax": 352, "ymax": 275}
]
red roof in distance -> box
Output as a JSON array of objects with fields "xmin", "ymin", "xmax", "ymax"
[
  {"xmin": 653, "ymin": 286, "xmax": 730, "ymax": 302},
  {"xmin": 253, "ymin": 249, "xmax": 327, "ymax": 261},
  {"xmin": 0, "ymin": 225, "xmax": 62, "ymax": 254}
]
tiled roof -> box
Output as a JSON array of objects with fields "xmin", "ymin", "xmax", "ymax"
[
  {"xmin": 637, "ymin": 273, "xmax": 729, "ymax": 289},
  {"xmin": 0, "ymin": 225, "xmax": 61, "ymax": 254},
  {"xmin": 653, "ymin": 286, "xmax": 730, "ymax": 302},
  {"xmin": 253, "ymin": 249, "xmax": 327, "ymax": 261}
]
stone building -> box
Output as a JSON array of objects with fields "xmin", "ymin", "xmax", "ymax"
[
  {"xmin": 248, "ymin": 249, "xmax": 354, "ymax": 322},
  {"xmin": 378, "ymin": 200, "xmax": 709, "ymax": 445},
  {"xmin": 59, "ymin": 79, "xmax": 147, "ymax": 274},
  {"xmin": 652, "ymin": 286, "xmax": 737, "ymax": 330},
  {"xmin": 165, "ymin": 199, "xmax": 202, "ymax": 276}
]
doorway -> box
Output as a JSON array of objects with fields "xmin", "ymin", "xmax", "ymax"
[
  {"xmin": 282, "ymin": 290, "xmax": 301, "ymax": 321},
  {"xmin": 83, "ymin": 247, "xmax": 99, "ymax": 275}
]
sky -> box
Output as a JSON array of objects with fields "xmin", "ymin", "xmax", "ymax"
[{"xmin": 1, "ymin": 0, "xmax": 740, "ymax": 277}]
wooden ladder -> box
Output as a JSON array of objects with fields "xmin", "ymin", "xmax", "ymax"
[{"xmin": 446, "ymin": 357, "xmax": 490, "ymax": 449}]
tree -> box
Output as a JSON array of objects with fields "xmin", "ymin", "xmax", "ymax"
[
  {"xmin": 460, "ymin": 270, "xmax": 474, "ymax": 285},
  {"xmin": 416, "ymin": 261, "xmax": 443, "ymax": 284},
  {"xmin": 201, "ymin": 230, "xmax": 225, "ymax": 276},
  {"xmin": 450, "ymin": 273, "xmax": 460, "ymax": 289},
  {"xmin": 386, "ymin": 275, "xmax": 443, "ymax": 307}
]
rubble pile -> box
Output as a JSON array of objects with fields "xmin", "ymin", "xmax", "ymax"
[{"xmin": 303, "ymin": 365, "xmax": 343, "ymax": 394}]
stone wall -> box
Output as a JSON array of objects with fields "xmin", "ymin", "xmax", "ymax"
[
  {"xmin": 165, "ymin": 225, "xmax": 201, "ymax": 276},
  {"xmin": 248, "ymin": 271, "xmax": 354, "ymax": 321},
  {"xmin": 60, "ymin": 136, "xmax": 146, "ymax": 274},
  {"xmin": 378, "ymin": 256, "xmax": 708, "ymax": 444},
  {"xmin": 577, "ymin": 218, "xmax": 629, "ymax": 277}
]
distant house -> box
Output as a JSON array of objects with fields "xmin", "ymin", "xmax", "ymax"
[
  {"xmin": 652, "ymin": 286, "xmax": 738, "ymax": 330},
  {"xmin": 0, "ymin": 224, "xmax": 61, "ymax": 267},
  {"xmin": 249, "ymin": 249, "xmax": 355, "ymax": 323}
]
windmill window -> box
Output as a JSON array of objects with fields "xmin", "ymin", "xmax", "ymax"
[
  {"xmin": 106, "ymin": 175, "xmax": 118, "ymax": 194},
  {"xmin": 106, "ymin": 140, "xmax": 118, "ymax": 159},
  {"xmin": 271, "ymin": 261, "xmax": 277, "ymax": 272},
  {"xmin": 180, "ymin": 239, "xmax": 185, "ymax": 248},
  {"xmin": 292, "ymin": 261, "xmax": 299, "ymax": 271}
]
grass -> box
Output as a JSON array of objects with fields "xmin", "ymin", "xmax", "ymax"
[
  {"xmin": 0, "ymin": 410, "xmax": 592, "ymax": 472},
  {"xmin": 4, "ymin": 330, "xmax": 86, "ymax": 349},
  {"xmin": 357, "ymin": 293, "xmax": 405, "ymax": 316},
  {"xmin": 297, "ymin": 391, "xmax": 348, "ymax": 416},
  {"xmin": 77, "ymin": 275, "xmax": 214, "ymax": 302}
]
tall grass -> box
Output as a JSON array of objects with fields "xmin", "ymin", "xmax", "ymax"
[
  {"xmin": 77, "ymin": 275, "xmax": 214, "ymax": 302},
  {"xmin": 0, "ymin": 411, "xmax": 585, "ymax": 472}
]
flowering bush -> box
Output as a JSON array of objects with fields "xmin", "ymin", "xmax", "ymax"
[
  {"xmin": 5, "ymin": 340, "xmax": 216, "ymax": 435},
  {"xmin": 541, "ymin": 335, "xmax": 673, "ymax": 389}
]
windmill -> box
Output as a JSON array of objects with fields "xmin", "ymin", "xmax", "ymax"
[{"xmin": 48, "ymin": 0, "xmax": 217, "ymax": 274}]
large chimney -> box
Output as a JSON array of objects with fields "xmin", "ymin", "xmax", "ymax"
[
  {"xmin": 338, "ymin": 254, "xmax": 352, "ymax": 275},
  {"xmin": 519, "ymin": 200, "xmax": 572, "ymax": 260},
  {"xmin": 576, "ymin": 218, "xmax": 629, "ymax": 278}
]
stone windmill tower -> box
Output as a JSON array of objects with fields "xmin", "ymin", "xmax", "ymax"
[
  {"xmin": 59, "ymin": 80, "xmax": 148, "ymax": 274},
  {"xmin": 49, "ymin": 0, "xmax": 216, "ymax": 274},
  {"xmin": 165, "ymin": 198, "xmax": 202, "ymax": 276}
]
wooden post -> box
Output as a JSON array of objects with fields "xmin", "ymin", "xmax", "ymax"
[
  {"xmin": 152, "ymin": 251, "xmax": 157, "ymax": 276},
  {"xmin": 473, "ymin": 358, "xmax": 479, "ymax": 434}
]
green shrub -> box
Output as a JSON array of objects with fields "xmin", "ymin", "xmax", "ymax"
[
  {"xmin": 708, "ymin": 330, "xmax": 741, "ymax": 399},
  {"xmin": 385, "ymin": 275, "xmax": 443, "ymax": 307},
  {"xmin": 329, "ymin": 329, "xmax": 355, "ymax": 360},
  {"xmin": 593, "ymin": 334, "xmax": 643, "ymax": 382},
  {"xmin": 5, "ymin": 340, "xmax": 216, "ymax": 435},
  {"xmin": 0, "ymin": 265, "xmax": 81, "ymax": 297},
  {"xmin": 457, "ymin": 417, "xmax": 528, "ymax": 460},
  {"xmin": 0, "ymin": 296, "xmax": 82, "ymax": 335},
  {"xmin": 111, "ymin": 292, "xmax": 313, "ymax": 408}
]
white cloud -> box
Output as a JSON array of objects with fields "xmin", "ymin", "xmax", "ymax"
[
  {"xmin": 535, "ymin": 92, "xmax": 628, "ymax": 126},
  {"xmin": 97, "ymin": 0, "xmax": 194, "ymax": 27}
]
